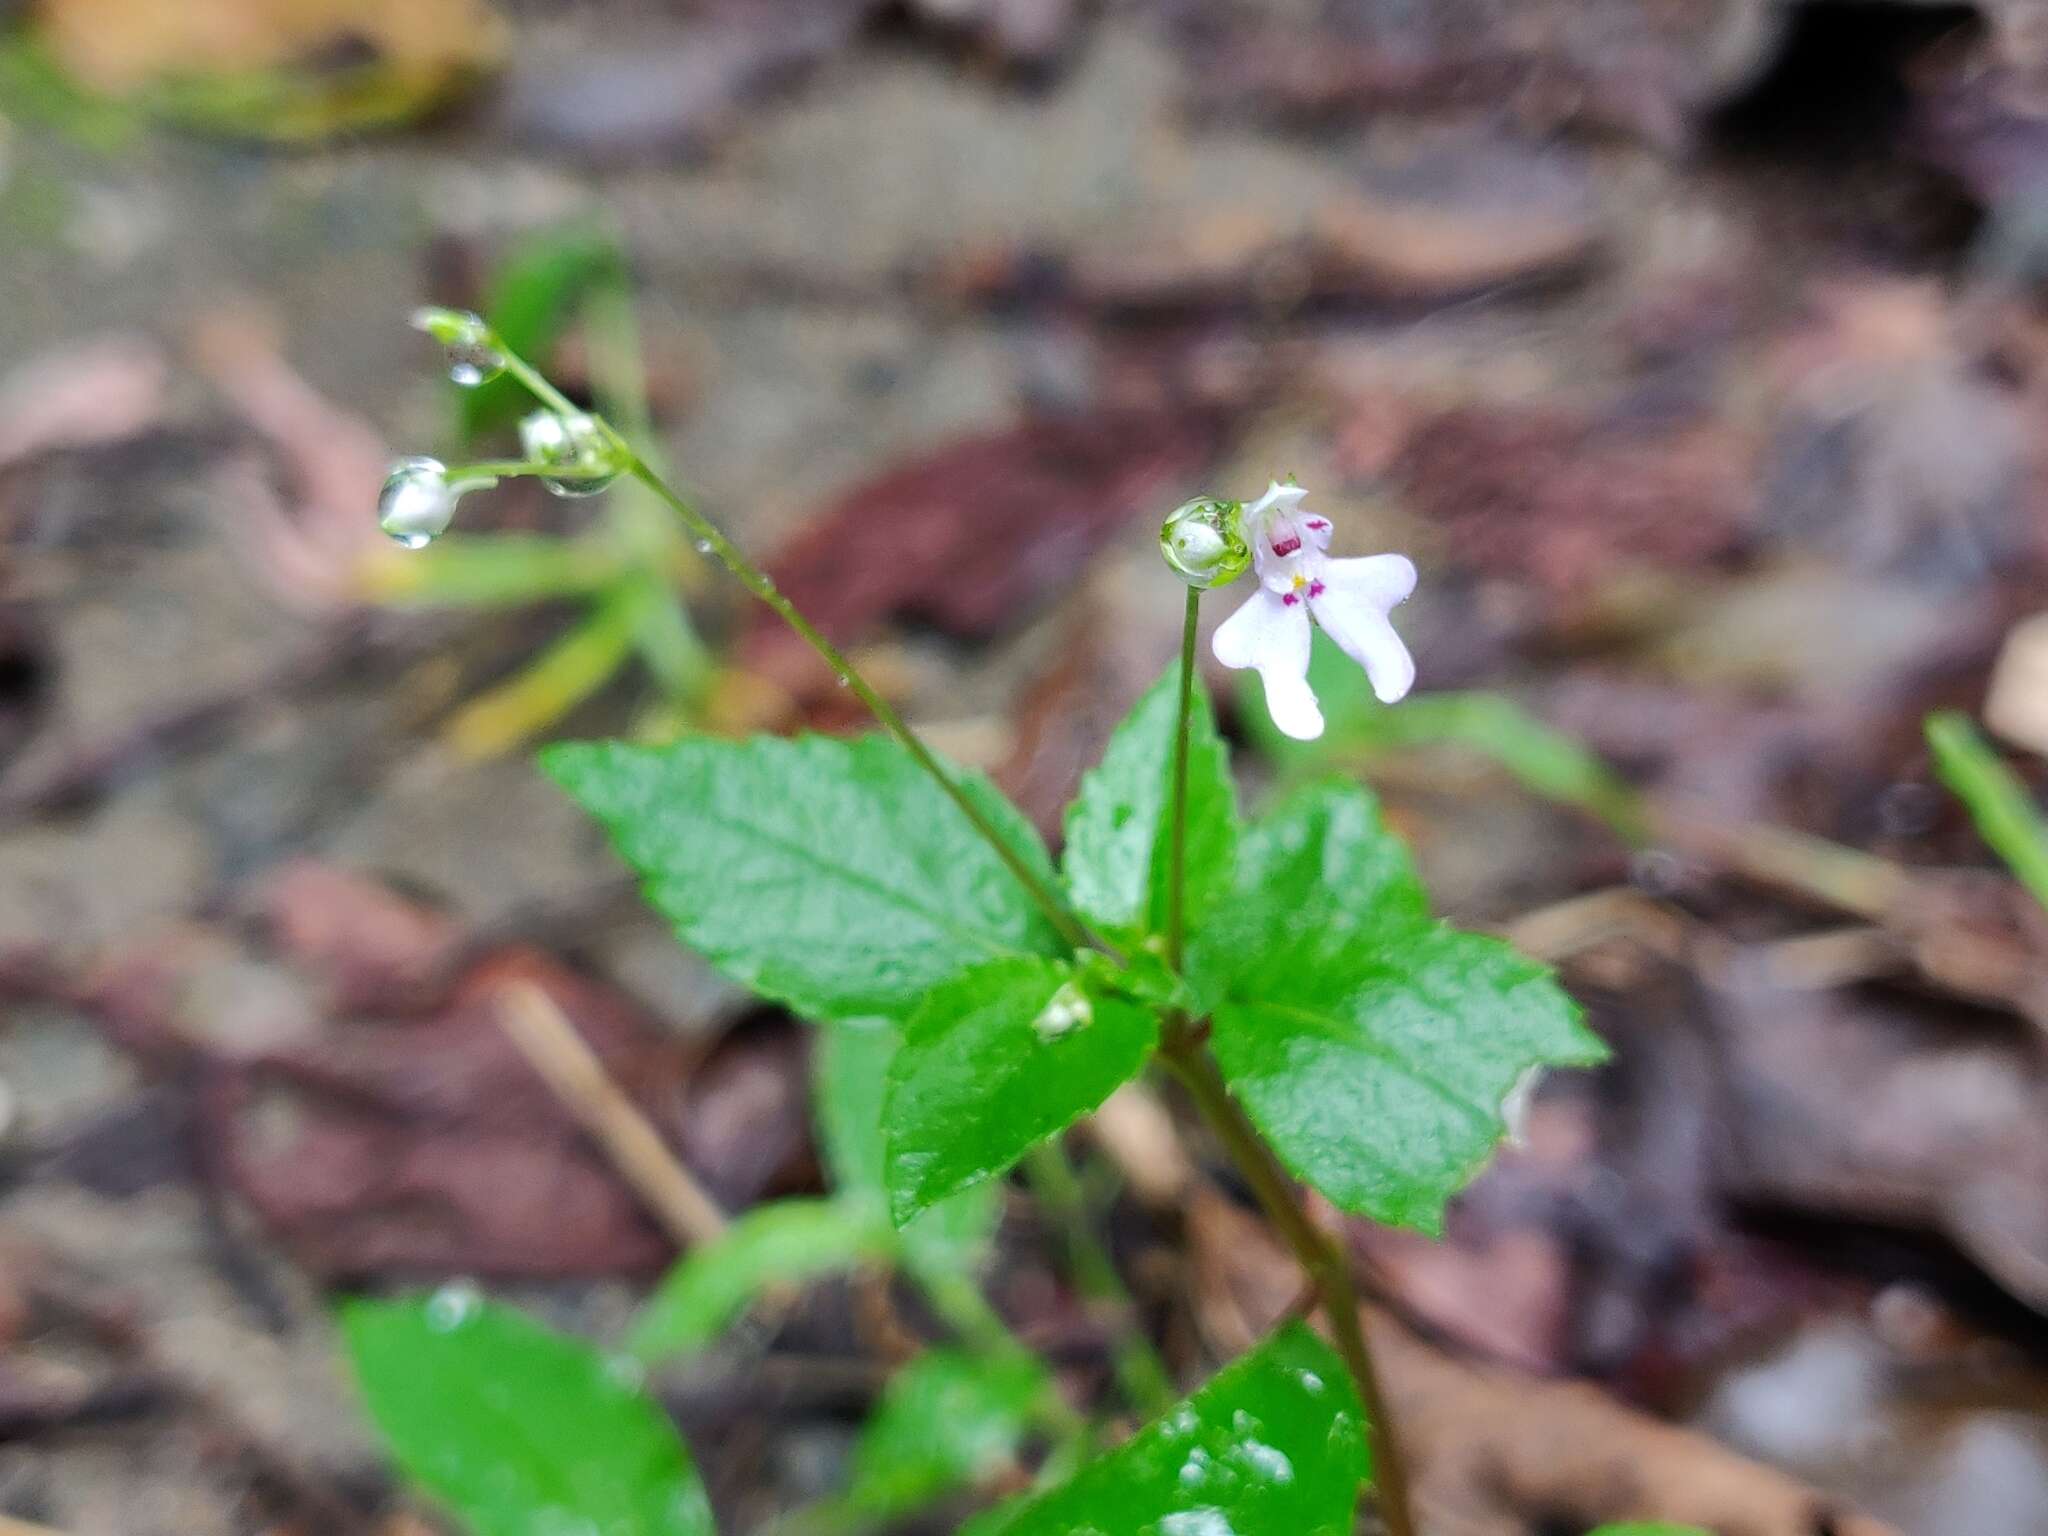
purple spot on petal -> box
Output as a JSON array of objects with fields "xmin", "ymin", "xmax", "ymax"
[
  {"xmin": 1308, "ymin": 580, "xmax": 1326, "ymax": 598},
  {"xmin": 1306, "ymin": 519, "xmax": 1328, "ymax": 531},
  {"xmin": 1271, "ymin": 535, "xmax": 1301, "ymax": 557},
  {"xmin": 1281, "ymin": 591, "xmax": 1300, "ymax": 606}
]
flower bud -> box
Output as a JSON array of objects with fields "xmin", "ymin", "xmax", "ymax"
[
  {"xmin": 1160, "ymin": 496, "xmax": 1250, "ymax": 589},
  {"xmin": 519, "ymin": 408, "xmax": 624, "ymax": 499},
  {"xmin": 409, "ymin": 306, "xmax": 505, "ymax": 387}
]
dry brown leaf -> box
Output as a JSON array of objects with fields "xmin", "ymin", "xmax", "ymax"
[{"xmin": 34, "ymin": 0, "xmax": 504, "ymax": 96}]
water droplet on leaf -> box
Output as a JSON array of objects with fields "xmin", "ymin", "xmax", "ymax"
[
  {"xmin": 1234, "ymin": 1439, "xmax": 1293, "ymax": 1485},
  {"xmin": 1032, "ymin": 981, "xmax": 1093, "ymax": 1041},
  {"xmin": 1160, "ymin": 1508, "xmax": 1233, "ymax": 1536},
  {"xmin": 425, "ymin": 1279, "xmax": 482, "ymax": 1332}
]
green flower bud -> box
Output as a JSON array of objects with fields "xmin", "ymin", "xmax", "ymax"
[
  {"xmin": 519, "ymin": 408, "xmax": 625, "ymax": 499},
  {"xmin": 1159, "ymin": 496, "xmax": 1250, "ymax": 589},
  {"xmin": 409, "ymin": 307, "xmax": 505, "ymax": 387}
]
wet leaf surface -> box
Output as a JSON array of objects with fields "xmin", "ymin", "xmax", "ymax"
[
  {"xmin": 345, "ymin": 1293, "xmax": 713, "ymax": 1536},
  {"xmin": 545, "ymin": 734, "xmax": 1064, "ymax": 1022},
  {"xmin": 968, "ymin": 1321, "xmax": 1367, "ymax": 1536},
  {"xmin": 885, "ymin": 956, "xmax": 1158, "ymax": 1223}
]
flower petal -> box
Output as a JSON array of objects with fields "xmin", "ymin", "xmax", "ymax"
[
  {"xmin": 1320, "ymin": 553, "xmax": 1417, "ymax": 610},
  {"xmin": 1310, "ymin": 586, "xmax": 1415, "ymax": 704},
  {"xmin": 1214, "ymin": 586, "xmax": 1323, "ymax": 740},
  {"xmin": 1242, "ymin": 480, "xmax": 1308, "ymax": 522}
]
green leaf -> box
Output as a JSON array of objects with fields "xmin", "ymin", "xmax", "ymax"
[
  {"xmin": 1242, "ymin": 634, "xmax": 1646, "ymax": 842},
  {"xmin": 360, "ymin": 533, "xmax": 622, "ymax": 607},
  {"xmin": 628, "ymin": 1198, "xmax": 890, "ymax": 1362},
  {"xmin": 814, "ymin": 1019, "xmax": 998, "ymax": 1274},
  {"xmin": 965, "ymin": 1322, "xmax": 1367, "ymax": 1536},
  {"xmin": 1199, "ymin": 782, "xmax": 1606, "ymax": 1233},
  {"xmin": 343, "ymin": 1294, "xmax": 711, "ymax": 1536},
  {"xmin": 543, "ymin": 734, "xmax": 1063, "ymax": 1023},
  {"xmin": 839, "ymin": 1348, "xmax": 1047, "ymax": 1520},
  {"xmin": 884, "ymin": 956, "xmax": 1158, "ymax": 1225},
  {"xmin": 461, "ymin": 230, "xmax": 628, "ymax": 443},
  {"xmin": 1926, "ymin": 711, "xmax": 2048, "ymax": 914},
  {"xmin": 1064, "ymin": 667, "xmax": 1238, "ymax": 939}
]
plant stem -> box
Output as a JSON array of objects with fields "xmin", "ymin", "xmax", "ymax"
[
  {"xmin": 623, "ymin": 460, "xmax": 1107, "ymax": 958},
  {"xmin": 495, "ymin": 348, "xmax": 585, "ymax": 422},
  {"xmin": 1165, "ymin": 587, "xmax": 1200, "ymax": 973},
  {"xmin": 1024, "ymin": 1141, "xmax": 1178, "ymax": 1416},
  {"xmin": 1153, "ymin": 604, "xmax": 1418, "ymax": 1536},
  {"xmin": 1158, "ymin": 1034, "xmax": 1418, "ymax": 1536}
]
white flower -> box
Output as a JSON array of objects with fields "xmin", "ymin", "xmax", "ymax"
[{"xmin": 1211, "ymin": 482, "xmax": 1416, "ymax": 740}]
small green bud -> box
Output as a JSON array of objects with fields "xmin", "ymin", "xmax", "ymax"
[
  {"xmin": 519, "ymin": 408, "xmax": 626, "ymax": 499},
  {"xmin": 1160, "ymin": 496, "xmax": 1250, "ymax": 589},
  {"xmin": 409, "ymin": 307, "xmax": 505, "ymax": 387}
]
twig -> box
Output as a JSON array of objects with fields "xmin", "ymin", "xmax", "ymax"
[
  {"xmin": 0, "ymin": 1514, "xmax": 78, "ymax": 1536},
  {"xmin": 494, "ymin": 979, "xmax": 727, "ymax": 1247},
  {"xmin": 1497, "ymin": 886, "xmax": 1686, "ymax": 964}
]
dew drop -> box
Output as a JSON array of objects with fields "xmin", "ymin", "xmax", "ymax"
[
  {"xmin": 1160, "ymin": 1508, "xmax": 1233, "ymax": 1536},
  {"xmin": 694, "ymin": 539, "xmax": 713, "ymax": 554},
  {"xmin": 1296, "ymin": 1368, "xmax": 1325, "ymax": 1395},
  {"xmin": 519, "ymin": 409, "xmax": 620, "ymax": 499},
  {"xmin": 412, "ymin": 308, "xmax": 507, "ymax": 389},
  {"xmin": 1033, "ymin": 981, "xmax": 1093, "ymax": 1042},
  {"xmin": 378, "ymin": 455, "xmax": 455, "ymax": 549},
  {"xmin": 447, "ymin": 340, "xmax": 506, "ymax": 388},
  {"xmin": 425, "ymin": 1279, "xmax": 482, "ymax": 1332},
  {"xmin": 1235, "ymin": 1439, "xmax": 1293, "ymax": 1485}
]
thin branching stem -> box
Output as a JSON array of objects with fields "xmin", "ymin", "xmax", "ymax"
[
  {"xmin": 1165, "ymin": 587, "xmax": 1199, "ymax": 974},
  {"xmin": 622, "ymin": 462, "xmax": 1109, "ymax": 958},
  {"xmin": 494, "ymin": 335, "xmax": 1109, "ymax": 955}
]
